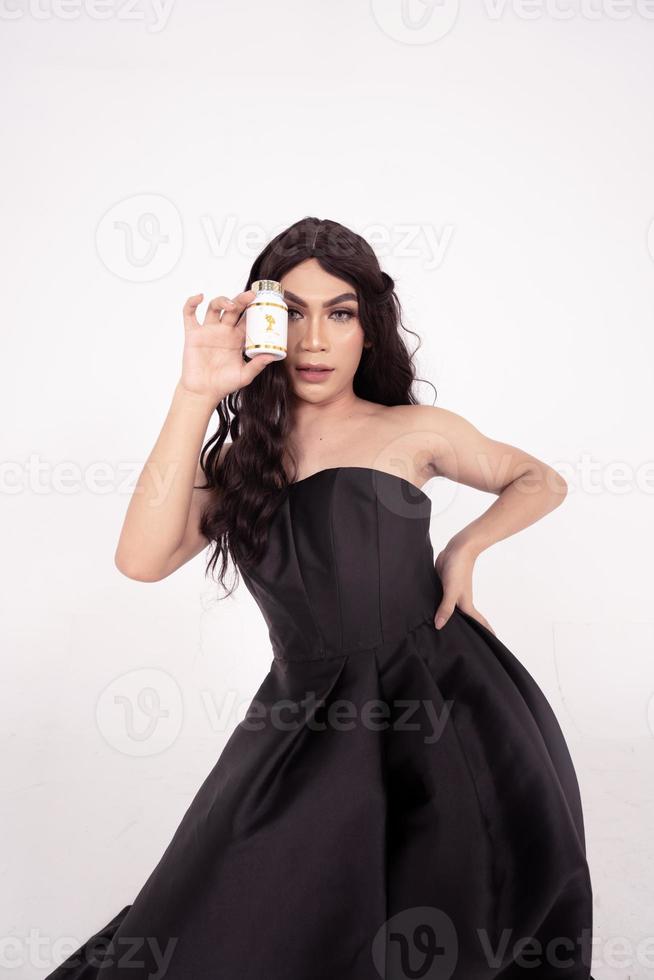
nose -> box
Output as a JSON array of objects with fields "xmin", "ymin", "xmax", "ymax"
[{"xmin": 300, "ymin": 312, "xmax": 329, "ymax": 350}]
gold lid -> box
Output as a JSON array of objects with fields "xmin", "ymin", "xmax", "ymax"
[{"xmin": 251, "ymin": 279, "xmax": 284, "ymax": 295}]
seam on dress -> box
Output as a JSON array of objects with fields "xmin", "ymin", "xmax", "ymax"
[
  {"xmin": 375, "ymin": 480, "xmax": 384, "ymax": 646},
  {"xmin": 286, "ymin": 488, "xmax": 326, "ymax": 656},
  {"xmin": 329, "ymin": 470, "xmax": 343, "ymax": 653},
  {"xmin": 372, "ymin": 641, "xmax": 391, "ymax": 980}
]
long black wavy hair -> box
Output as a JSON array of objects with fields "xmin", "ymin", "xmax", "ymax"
[{"xmin": 197, "ymin": 216, "xmax": 435, "ymax": 597}]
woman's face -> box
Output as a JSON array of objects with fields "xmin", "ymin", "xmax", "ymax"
[{"xmin": 280, "ymin": 258, "xmax": 369, "ymax": 402}]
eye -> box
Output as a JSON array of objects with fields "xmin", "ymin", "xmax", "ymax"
[
  {"xmin": 287, "ymin": 307, "xmax": 357, "ymax": 322},
  {"xmin": 330, "ymin": 308, "xmax": 357, "ymax": 322}
]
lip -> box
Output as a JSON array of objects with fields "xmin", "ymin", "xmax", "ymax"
[{"xmin": 295, "ymin": 364, "xmax": 334, "ymax": 383}]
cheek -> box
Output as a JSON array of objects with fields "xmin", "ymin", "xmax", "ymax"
[
  {"xmin": 334, "ymin": 323, "xmax": 366, "ymax": 358},
  {"xmin": 341, "ymin": 337, "xmax": 367, "ymax": 373}
]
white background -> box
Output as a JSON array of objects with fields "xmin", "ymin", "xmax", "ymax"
[{"xmin": 2, "ymin": 1, "xmax": 653, "ymax": 976}]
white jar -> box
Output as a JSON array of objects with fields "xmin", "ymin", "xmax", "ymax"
[{"xmin": 244, "ymin": 280, "xmax": 288, "ymax": 359}]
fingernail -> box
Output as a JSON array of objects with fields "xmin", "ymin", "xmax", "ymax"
[{"xmin": 435, "ymin": 617, "xmax": 445, "ymax": 629}]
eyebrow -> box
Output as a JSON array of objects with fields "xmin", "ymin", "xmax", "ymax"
[{"xmin": 282, "ymin": 290, "xmax": 358, "ymax": 308}]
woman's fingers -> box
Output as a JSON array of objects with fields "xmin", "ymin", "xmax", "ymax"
[
  {"xmin": 182, "ymin": 293, "xmax": 204, "ymax": 330},
  {"xmin": 434, "ymin": 597, "xmax": 456, "ymax": 630},
  {"xmin": 240, "ymin": 352, "xmax": 278, "ymax": 386},
  {"xmin": 202, "ymin": 295, "xmax": 237, "ymax": 327},
  {"xmin": 189, "ymin": 289, "xmax": 256, "ymax": 331},
  {"xmin": 217, "ymin": 289, "xmax": 256, "ymax": 330}
]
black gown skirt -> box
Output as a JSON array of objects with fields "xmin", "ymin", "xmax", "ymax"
[{"xmin": 44, "ymin": 467, "xmax": 595, "ymax": 979}]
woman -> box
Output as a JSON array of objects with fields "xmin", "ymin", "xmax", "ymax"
[{"xmin": 46, "ymin": 217, "xmax": 595, "ymax": 979}]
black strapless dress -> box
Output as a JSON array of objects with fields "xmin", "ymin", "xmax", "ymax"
[{"xmin": 44, "ymin": 466, "xmax": 595, "ymax": 980}]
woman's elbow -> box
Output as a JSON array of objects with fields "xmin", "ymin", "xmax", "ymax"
[
  {"xmin": 114, "ymin": 549, "xmax": 169, "ymax": 583},
  {"xmin": 546, "ymin": 468, "xmax": 568, "ymax": 505}
]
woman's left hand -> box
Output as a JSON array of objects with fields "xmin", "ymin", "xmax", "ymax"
[{"xmin": 433, "ymin": 542, "xmax": 496, "ymax": 635}]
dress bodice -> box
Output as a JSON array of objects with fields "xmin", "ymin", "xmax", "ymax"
[{"xmin": 237, "ymin": 467, "xmax": 441, "ymax": 662}]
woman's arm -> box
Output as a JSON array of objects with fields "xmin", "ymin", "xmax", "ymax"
[
  {"xmin": 114, "ymin": 382, "xmax": 228, "ymax": 582},
  {"xmin": 114, "ymin": 290, "xmax": 277, "ymax": 582},
  {"xmin": 422, "ymin": 405, "xmax": 568, "ymax": 554},
  {"xmin": 414, "ymin": 405, "xmax": 568, "ymax": 631}
]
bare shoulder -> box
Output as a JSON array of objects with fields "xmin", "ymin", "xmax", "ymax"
[
  {"xmin": 386, "ymin": 402, "xmax": 463, "ymax": 434},
  {"xmin": 386, "ymin": 404, "xmax": 565, "ymax": 495},
  {"xmin": 384, "ymin": 403, "xmax": 472, "ymax": 453}
]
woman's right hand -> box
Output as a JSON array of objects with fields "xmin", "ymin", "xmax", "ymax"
[{"xmin": 178, "ymin": 290, "xmax": 278, "ymax": 403}]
